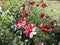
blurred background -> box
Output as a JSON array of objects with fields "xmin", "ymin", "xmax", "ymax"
[{"xmin": 0, "ymin": 0, "xmax": 60, "ymax": 20}]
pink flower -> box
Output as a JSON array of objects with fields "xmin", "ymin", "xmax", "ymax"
[
  {"xmin": 40, "ymin": 2, "xmax": 47, "ymax": 8},
  {"xmin": 51, "ymin": 20, "xmax": 57, "ymax": 27},
  {"xmin": 40, "ymin": 0, "xmax": 43, "ymax": 3},
  {"xmin": 36, "ymin": 0, "xmax": 43, "ymax": 7},
  {"xmin": 17, "ymin": 18, "xmax": 26, "ymax": 29},
  {"xmin": 24, "ymin": 0, "xmax": 27, "ymax": 2},
  {"xmin": 24, "ymin": 24, "xmax": 36, "ymax": 38},
  {"xmin": 38, "ymin": 42, "xmax": 44, "ymax": 45},
  {"xmin": 39, "ymin": 0, "xmax": 47, "ymax": 8},
  {"xmin": 22, "ymin": 10, "xmax": 29, "ymax": 18},
  {"xmin": 38, "ymin": 22, "xmax": 43, "ymax": 27},
  {"xmin": 51, "ymin": 8, "xmax": 56, "ymax": 12},
  {"xmin": 36, "ymin": 0, "xmax": 47, "ymax": 8}
]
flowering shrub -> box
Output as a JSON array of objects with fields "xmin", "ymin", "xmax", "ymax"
[{"xmin": 0, "ymin": 0, "xmax": 60, "ymax": 45}]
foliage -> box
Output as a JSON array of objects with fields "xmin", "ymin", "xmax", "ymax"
[{"xmin": 0, "ymin": 0, "xmax": 60, "ymax": 45}]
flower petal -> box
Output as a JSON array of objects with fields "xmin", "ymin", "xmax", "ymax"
[
  {"xmin": 32, "ymin": 32, "xmax": 37, "ymax": 35},
  {"xmin": 29, "ymin": 32, "xmax": 33, "ymax": 38},
  {"xmin": 32, "ymin": 27, "xmax": 36, "ymax": 32},
  {"xmin": 17, "ymin": 23, "xmax": 21, "ymax": 29}
]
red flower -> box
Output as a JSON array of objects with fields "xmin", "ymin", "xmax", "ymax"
[
  {"xmin": 40, "ymin": 14, "xmax": 45, "ymax": 18},
  {"xmin": 22, "ymin": 10, "xmax": 29, "ymax": 18},
  {"xmin": 54, "ymin": 28, "xmax": 58, "ymax": 32},
  {"xmin": 29, "ymin": 1, "xmax": 35, "ymax": 5},
  {"xmin": 51, "ymin": 8, "xmax": 56, "ymax": 12},
  {"xmin": 46, "ymin": 16, "xmax": 50, "ymax": 20},
  {"xmin": 38, "ymin": 22, "xmax": 43, "ymax": 27},
  {"xmin": 41, "ymin": 27, "xmax": 47, "ymax": 32},
  {"xmin": 40, "ymin": 2, "xmax": 47, "ymax": 8},
  {"xmin": 41, "ymin": 25, "xmax": 52, "ymax": 32},
  {"xmin": 51, "ymin": 20, "xmax": 57, "ymax": 27},
  {"xmin": 47, "ymin": 27, "xmax": 52, "ymax": 32}
]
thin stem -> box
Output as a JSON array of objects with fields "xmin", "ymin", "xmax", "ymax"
[
  {"xmin": 9, "ymin": 0, "xmax": 12, "ymax": 5},
  {"xmin": 28, "ymin": 42, "xmax": 30, "ymax": 45}
]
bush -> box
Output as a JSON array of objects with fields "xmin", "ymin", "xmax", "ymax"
[{"xmin": 0, "ymin": 0, "xmax": 60, "ymax": 45}]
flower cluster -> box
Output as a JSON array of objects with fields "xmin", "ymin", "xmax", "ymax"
[
  {"xmin": 0, "ymin": 0, "xmax": 59, "ymax": 45},
  {"xmin": 24, "ymin": 24, "xmax": 36, "ymax": 38},
  {"xmin": 16, "ymin": 0, "xmax": 58, "ymax": 41},
  {"xmin": 38, "ymin": 13, "xmax": 57, "ymax": 32},
  {"xmin": 36, "ymin": 0, "xmax": 47, "ymax": 8},
  {"xmin": 14, "ymin": 0, "xmax": 58, "ymax": 45}
]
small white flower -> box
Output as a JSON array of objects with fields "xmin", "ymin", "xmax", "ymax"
[
  {"xmin": 10, "ymin": 16, "xmax": 15, "ymax": 21},
  {"xmin": 1, "ymin": 32, "xmax": 3, "ymax": 35},
  {"xmin": 1, "ymin": 12, "xmax": 6, "ymax": 17},
  {"xmin": 0, "ymin": 7, "xmax": 2, "ymax": 12},
  {"xmin": 5, "ymin": 10, "xmax": 9, "ymax": 13}
]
